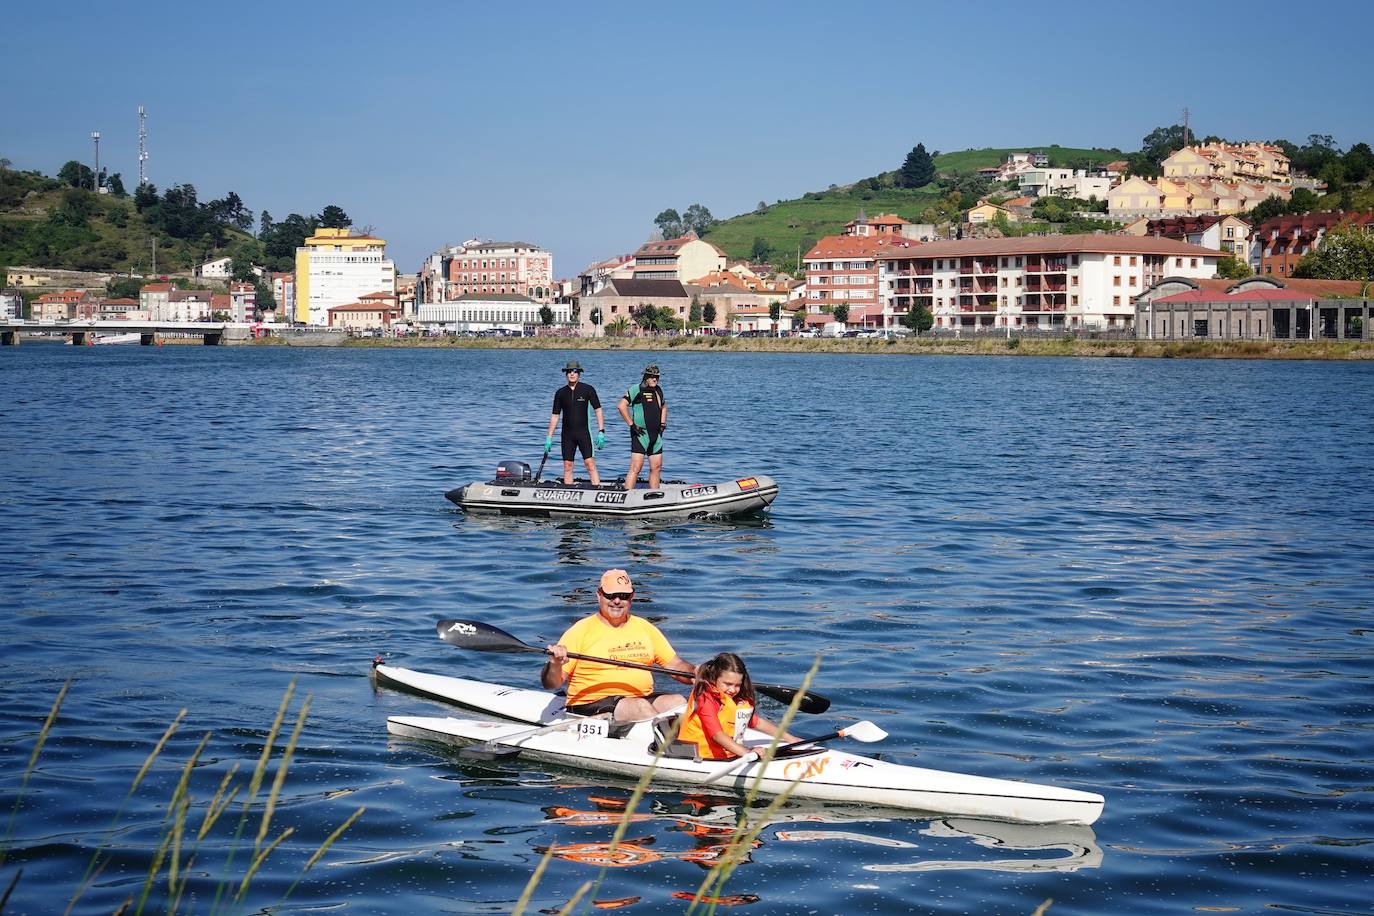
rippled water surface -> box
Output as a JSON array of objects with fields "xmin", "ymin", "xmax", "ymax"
[{"xmin": 2, "ymin": 345, "xmax": 1371, "ymax": 914}]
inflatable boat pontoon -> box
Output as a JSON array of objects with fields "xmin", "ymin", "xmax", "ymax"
[{"xmin": 446, "ymin": 459, "xmax": 778, "ymax": 520}]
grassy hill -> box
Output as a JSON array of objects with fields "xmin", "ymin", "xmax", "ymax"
[
  {"xmin": 932, "ymin": 145, "xmax": 1125, "ymax": 175},
  {"xmin": 0, "ymin": 168, "xmax": 254, "ymax": 277},
  {"xmin": 704, "ymin": 189, "xmax": 944, "ymax": 267},
  {"xmin": 702, "ymin": 145, "xmax": 1126, "ymax": 270}
]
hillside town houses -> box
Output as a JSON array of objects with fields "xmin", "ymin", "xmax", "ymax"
[{"xmin": 9, "ymin": 140, "xmax": 1367, "ymax": 343}]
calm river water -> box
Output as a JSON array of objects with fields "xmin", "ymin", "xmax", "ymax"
[{"xmin": 2, "ymin": 345, "xmax": 1371, "ymax": 914}]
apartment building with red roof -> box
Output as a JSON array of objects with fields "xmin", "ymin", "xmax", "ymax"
[
  {"xmin": 803, "ymin": 234, "xmax": 918, "ymax": 321},
  {"xmin": 32, "ymin": 290, "xmax": 95, "ymax": 320},
  {"xmin": 1250, "ymin": 211, "xmax": 1374, "ymax": 278},
  {"xmin": 879, "ymin": 234, "xmax": 1224, "ymax": 331}
]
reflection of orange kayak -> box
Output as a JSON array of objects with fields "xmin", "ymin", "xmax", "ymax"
[
  {"xmin": 548, "ymin": 843, "xmax": 663, "ymax": 867},
  {"xmin": 545, "ymin": 805, "xmax": 653, "ymax": 827},
  {"xmin": 592, "ymin": 897, "xmax": 640, "ymax": 909},
  {"xmin": 671, "ymin": 892, "xmax": 760, "ymax": 906}
]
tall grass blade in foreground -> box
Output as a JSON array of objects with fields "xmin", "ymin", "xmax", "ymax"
[{"xmin": 1, "ymin": 679, "xmax": 69, "ymax": 870}]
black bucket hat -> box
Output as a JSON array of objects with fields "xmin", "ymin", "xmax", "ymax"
[{"xmin": 562, "ymin": 360, "xmax": 584, "ymax": 373}]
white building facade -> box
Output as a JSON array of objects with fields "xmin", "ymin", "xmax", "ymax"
[
  {"xmin": 295, "ymin": 229, "xmax": 396, "ymax": 325},
  {"xmin": 416, "ymin": 293, "xmax": 568, "ymax": 334},
  {"xmin": 881, "ymin": 235, "xmax": 1223, "ymax": 330}
]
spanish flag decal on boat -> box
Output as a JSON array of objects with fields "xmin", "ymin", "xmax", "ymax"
[{"xmin": 736, "ymin": 477, "xmax": 759, "ymax": 490}]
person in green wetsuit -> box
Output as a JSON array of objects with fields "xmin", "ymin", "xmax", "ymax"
[{"xmin": 616, "ymin": 363, "xmax": 667, "ymax": 490}]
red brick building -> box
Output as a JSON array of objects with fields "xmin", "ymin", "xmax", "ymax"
[{"xmin": 1253, "ymin": 211, "xmax": 1374, "ymax": 277}]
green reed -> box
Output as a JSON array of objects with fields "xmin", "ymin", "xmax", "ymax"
[{"xmin": 0, "ymin": 680, "xmax": 363, "ymax": 916}]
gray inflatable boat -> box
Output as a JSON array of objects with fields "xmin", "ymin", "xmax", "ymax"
[{"xmin": 446, "ymin": 459, "xmax": 778, "ymax": 520}]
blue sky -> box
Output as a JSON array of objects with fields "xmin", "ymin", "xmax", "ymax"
[{"xmin": 6, "ymin": 0, "xmax": 1371, "ymax": 279}]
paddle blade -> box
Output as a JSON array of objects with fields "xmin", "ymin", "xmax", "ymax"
[
  {"xmin": 436, "ymin": 619, "xmax": 542, "ymax": 654},
  {"xmin": 841, "ymin": 721, "xmax": 888, "ymax": 743},
  {"xmin": 754, "ymin": 683, "xmax": 831, "ymax": 715}
]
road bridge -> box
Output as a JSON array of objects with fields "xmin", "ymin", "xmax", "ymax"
[{"xmin": 0, "ymin": 319, "xmax": 256, "ymax": 346}]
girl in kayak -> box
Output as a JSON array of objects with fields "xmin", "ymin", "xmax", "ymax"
[{"xmin": 678, "ymin": 653, "xmax": 799, "ymax": 761}]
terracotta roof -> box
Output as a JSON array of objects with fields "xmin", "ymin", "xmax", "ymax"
[
  {"xmin": 1154, "ymin": 277, "xmax": 1367, "ymax": 303},
  {"xmin": 805, "ymin": 234, "xmax": 918, "ymax": 260},
  {"xmin": 141, "ymin": 283, "xmax": 174, "ymax": 292},
  {"xmin": 359, "ymin": 291, "xmax": 397, "ymax": 300},
  {"xmin": 329, "ymin": 302, "xmax": 403, "ymax": 312},
  {"xmin": 877, "ymin": 234, "xmax": 1225, "ymax": 259},
  {"xmin": 598, "ymin": 279, "xmax": 689, "ymax": 299}
]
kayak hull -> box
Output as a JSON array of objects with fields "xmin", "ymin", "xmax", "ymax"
[
  {"xmin": 375, "ymin": 665, "xmax": 1104, "ymax": 826},
  {"xmin": 446, "ymin": 474, "xmax": 778, "ymax": 520}
]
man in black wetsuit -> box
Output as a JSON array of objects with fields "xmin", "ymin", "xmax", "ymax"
[
  {"xmin": 617, "ymin": 363, "xmax": 667, "ymax": 489},
  {"xmin": 546, "ymin": 360, "xmax": 606, "ymax": 486}
]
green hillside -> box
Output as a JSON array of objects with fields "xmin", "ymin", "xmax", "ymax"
[
  {"xmin": 704, "ymin": 190, "xmax": 943, "ymax": 267},
  {"xmin": 702, "ymin": 145, "xmax": 1126, "ymax": 270},
  {"xmin": 0, "ymin": 168, "xmax": 254, "ymax": 276},
  {"xmin": 933, "ymin": 145, "xmax": 1125, "ymax": 175}
]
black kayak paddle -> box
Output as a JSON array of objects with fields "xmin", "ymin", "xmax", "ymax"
[{"xmin": 435, "ymin": 618, "xmax": 831, "ymax": 715}]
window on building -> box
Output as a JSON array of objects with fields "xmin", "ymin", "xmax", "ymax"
[
  {"xmin": 1129, "ymin": 256, "xmax": 1137, "ymax": 266},
  {"xmin": 1175, "ymin": 258, "xmax": 1183, "ymax": 267},
  {"xmin": 1113, "ymin": 295, "xmax": 1121, "ymax": 306},
  {"xmin": 1190, "ymin": 258, "xmax": 1198, "ymax": 268},
  {"xmin": 1113, "ymin": 276, "xmax": 1121, "ymax": 286},
  {"xmin": 1071, "ymin": 295, "xmax": 1079, "ymax": 305},
  {"xmin": 1113, "ymin": 256, "xmax": 1122, "ymax": 266}
]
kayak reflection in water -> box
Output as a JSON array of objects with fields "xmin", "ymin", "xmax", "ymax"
[{"xmin": 542, "ymin": 568, "xmax": 696, "ymax": 721}]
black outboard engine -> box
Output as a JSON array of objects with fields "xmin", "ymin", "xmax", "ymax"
[{"xmin": 494, "ymin": 460, "xmax": 532, "ymax": 482}]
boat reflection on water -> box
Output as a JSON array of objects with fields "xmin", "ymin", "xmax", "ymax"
[
  {"xmin": 783, "ymin": 817, "xmax": 1103, "ymax": 874},
  {"xmin": 537, "ymin": 791, "xmax": 1103, "ymax": 877}
]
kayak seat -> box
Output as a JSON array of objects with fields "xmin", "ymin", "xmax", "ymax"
[
  {"xmin": 607, "ymin": 721, "xmax": 635, "ymax": 739},
  {"xmin": 648, "ymin": 716, "xmax": 699, "ymax": 760}
]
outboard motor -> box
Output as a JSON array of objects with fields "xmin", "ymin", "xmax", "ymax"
[{"xmin": 494, "ymin": 460, "xmax": 532, "ymax": 482}]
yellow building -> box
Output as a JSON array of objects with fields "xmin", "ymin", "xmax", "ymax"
[
  {"xmin": 965, "ymin": 202, "xmax": 1017, "ymax": 225},
  {"xmin": 294, "ymin": 228, "xmax": 396, "ymax": 325}
]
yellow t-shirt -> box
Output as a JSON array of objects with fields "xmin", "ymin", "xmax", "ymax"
[{"xmin": 558, "ymin": 614, "xmax": 677, "ymax": 705}]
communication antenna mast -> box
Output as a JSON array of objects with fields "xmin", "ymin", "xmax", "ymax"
[
  {"xmin": 1181, "ymin": 107, "xmax": 1191, "ymax": 146},
  {"xmin": 138, "ymin": 106, "xmax": 149, "ymax": 185}
]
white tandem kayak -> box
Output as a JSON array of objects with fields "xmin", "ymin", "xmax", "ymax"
[
  {"xmin": 375, "ymin": 664, "xmax": 1104, "ymax": 826},
  {"xmin": 445, "ymin": 459, "xmax": 778, "ymax": 520}
]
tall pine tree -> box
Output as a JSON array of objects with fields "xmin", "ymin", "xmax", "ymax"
[{"xmin": 898, "ymin": 143, "xmax": 936, "ymax": 188}]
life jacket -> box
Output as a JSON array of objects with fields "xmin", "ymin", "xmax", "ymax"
[{"xmin": 678, "ymin": 689, "xmax": 754, "ymax": 760}]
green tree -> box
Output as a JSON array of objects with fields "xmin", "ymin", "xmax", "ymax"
[
  {"xmin": 539, "ymin": 304, "xmax": 554, "ymax": 326},
  {"xmin": 1140, "ymin": 124, "xmax": 1191, "ymax": 166},
  {"xmin": 259, "ymin": 210, "xmax": 274, "ymax": 239},
  {"xmin": 1292, "ymin": 224, "xmax": 1374, "ymax": 280},
  {"xmin": 654, "ymin": 208, "xmax": 683, "ymax": 238},
  {"xmin": 588, "ymin": 306, "xmax": 602, "ymax": 331},
  {"xmin": 254, "ymin": 277, "xmax": 277, "ymax": 315},
  {"xmin": 683, "ymin": 203, "xmax": 715, "ymax": 236},
  {"xmin": 52, "ymin": 190, "xmax": 96, "ymax": 227},
  {"xmin": 107, "ymin": 277, "xmax": 143, "ymax": 299},
  {"xmin": 792, "ymin": 305, "xmax": 807, "ymax": 330},
  {"xmin": 903, "ymin": 305, "xmax": 934, "ymax": 333},
  {"xmin": 58, "ymin": 160, "xmax": 95, "ymax": 190},
  {"xmin": 134, "ymin": 182, "xmax": 159, "ymax": 213},
  {"xmin": 1342, "ymin": 142, "xmax": 1373, "ymax": 183},
  {"xmin": 833, "ymin": 303, "xmax": 850, "ymax": 324},
  {"xmin": 688, "ymin": 296, "xmax": 702, "ymax": 326},
  {"xmin": 606, "ymin": 316, "xmax": 630, "ymax": 337},
  {"xmin": 106, "ymin": 172, "xmax": 126, "ymax": 197},
  {"xmin": 750, "ymin": 236, "xmax": 773, "ymax": 263},
  {"xmin": 898, "ymin": 143, "xmax": 936, "ymax": 188},
  {"xmin": 768, "ymin": 300, "xmax": 781, "ymax": 332},
  {"xmin": 318, "ymin": 205, "xmax": 352, "ymax": 229},
  {"xmin": 230, "ymin": 241, "xmax": 262, "ymax": 282},
  {"xmin": 1216, "ymin": 255, "xmax": 1251, "ymax": 279},
  {"xmin": 702, "ymin": 301, "xmax": 716, "ymax": 326}
]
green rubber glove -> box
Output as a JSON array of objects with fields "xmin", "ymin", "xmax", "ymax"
[
  {"xmin": 594, "ymin": 431, "xmax": 606, "ymax": 450},
  {"xmin": 544, "ymin": 436, "xmax": 554, "ymax": 453}
]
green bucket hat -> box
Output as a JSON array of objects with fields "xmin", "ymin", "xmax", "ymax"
[
  {"xmin": 562, "ymin": 360, "xmax": 584, "ymax": 373},
  {"xmin": 642, "ymin": 364, "xmax": 661, "ymax": 378}
]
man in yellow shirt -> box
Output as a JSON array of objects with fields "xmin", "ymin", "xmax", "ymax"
[{"xmin": 542, "ymin": 569, "xmax": 696, "ymax": 720}]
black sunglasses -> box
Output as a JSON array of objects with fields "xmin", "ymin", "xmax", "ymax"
[{"xmin": 601, "ymin": 591, "xmax": 634, "ymax": 602}]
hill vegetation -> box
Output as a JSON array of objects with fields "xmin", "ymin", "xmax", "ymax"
[{"xmin": 0, "ymin": 160, "xmax": 352, "ymax": 284}]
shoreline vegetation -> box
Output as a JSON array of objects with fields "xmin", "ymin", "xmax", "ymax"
[{"xmin": 256, "ymin": 335, "xmax": 1374, "ymax": 360}]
